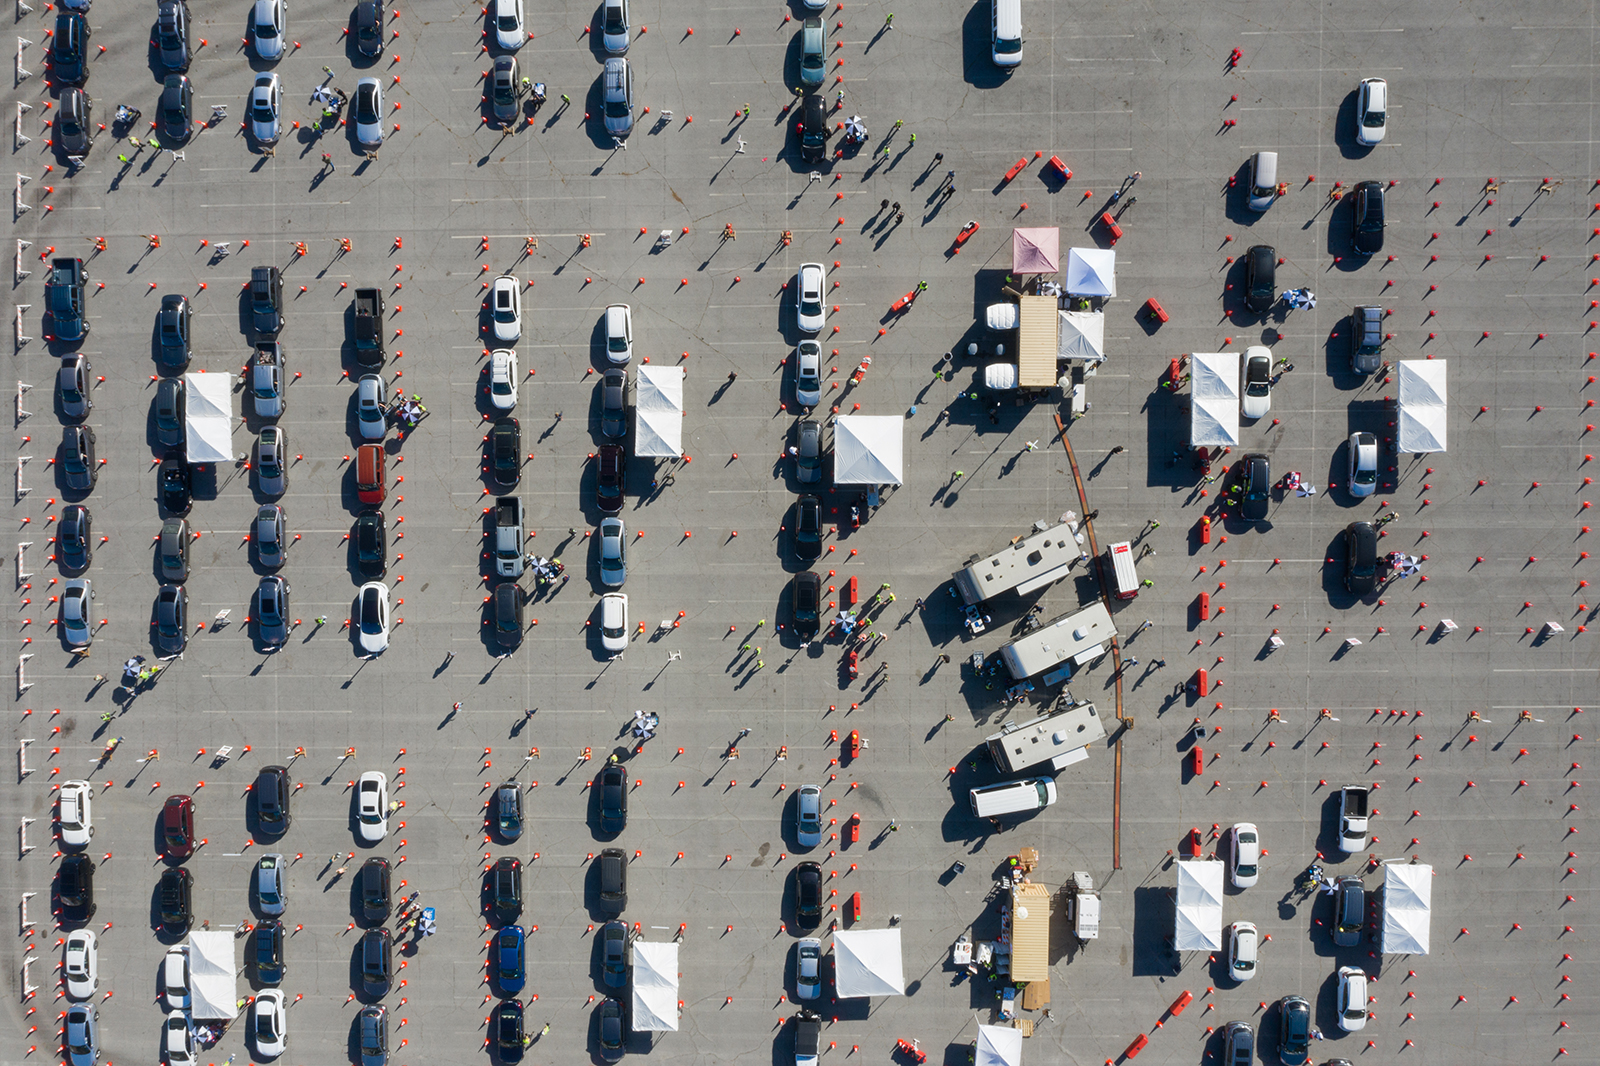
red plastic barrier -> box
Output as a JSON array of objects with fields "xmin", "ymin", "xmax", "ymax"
[
  {"xmin": 1199, "ymin": 515, "xmax": 1211, "ymax": 544},
  {"xmin": 1168, "ymin": 357, "xmax": 1182, "ymax": 384},
  {"xmin": 1190, "ymin": 748, "xmax": 1203, "ymax": 775},
  {"xmin": 1048, "ymin": 155, "xmax": 1070, "ymax": 180},
  {"xmin": 850, "ymin": 891, "xmax": 862, "ymax": 918},
  {"xmin": 1187, "ymin": 828, "xmax": 1203, "ymax": 857},
  {"xmin": 1196, "ymin": 668, "xmax": 1209, "ymax": 696},
  {"xmin": 847, "ymin": 816, "xmax": 859, "ymax": 843},
  {"xmin": 1169, "ymin": 989, "xmax": 1194, "ymax": 1016},
  {"xmin": 1197, "ymin": 592, "xmax": 1210, "ymax": 620},
  {"xmin": 1003, "ymin": 157, "xmax": 1028, "ymax": 183},
  {"xmin": 1146, "ymin": 298, "xmax": 1170, "ymax": 324},
  {"xmin": 1125, "ymin": 1034, "xmax": 1150, "ymax": 1059},
  {"xmin": 846, "ymin": 575, "xmax": 858, "ymax": 605},
  {"xmin": 1100, "ymin": 212, "xmax": 1123, "ymax": 242}
]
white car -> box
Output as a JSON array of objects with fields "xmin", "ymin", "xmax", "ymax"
[
  {"xmin": 58, "ymin": 780, "xmax": 92, "ymax": 848},
  {"xmin": 256, "ymin": 853, "xmax": 287, "ymax": 915},
  {"xmin": 489, "ymin": 275, "xmax": 522, "ymax": 343},
  {"xmin": 598, "ymin": 516, "xmax": 626, "ymax": 587},
  {"xmin": 1227, "ymin": 921, "xmax": 1258, "ymax": 983},
  {"xmin": 795, "ymin": 937, "xmax": 821, "ymax": 1000},
  {"xmin": 1355, "ymin": 78, "xmax": 1387, "ymax": 146},
  {"xmin": 353, "ymin": 77, "xmax": 383, "ymax": 148},
  {"xmin": 356, "ymin": 581, "xmax": 390, "ymax": 654},
  {"xmin": 1338, "ymin": 784, "xmax": 1370, "ymax": 853},
  {"xmin": 599, "ymin": 593, "xmax": 628, "ymax": 654},
  {"xmin": 604, "ymin": 304, "xmax": 633, "ymax": 366},
  {"xmin": 1240, "ymin": 347, "xmax": 1271, "ymax": 420},
  {"xmin": 488, "ymin": 349, "xmax": 518, "ymax": 411},
  {"xmin": 63, "ymin": 929, "xmax": 97, "ymax": 998},
  {"xmin": 1347, "ymin": 431, "xmax": 1378, "ymax": 498},
  {"xmin": 163, "ymin": 1009, "xmax": 196, "ymax": 1066},
  {"xmin": 253, "ymin": 989, "xmax": 287, "ymax": 1058},
  {"xmin": 491, "ymin": 0, "xmax": 525, "ymax": 51},
  {"xmin": 356, "ymin": 771, "xmax": 389, "ymax": 842},
  {"xmin": 1228, "ymin": 822, "xmax": 1260, "ymax": 888},
  {"xmin": 161, "ymin": 946, "xmax": 189, "ymax": 1011},
  {"xmin": 796, "ymin": 263, "xmax": 825, "ymax": 333},
  {"xmin": 795, "ymin": 784, "xmax": 822, "ymax": 848},
  {"xmin": 247, "ymin": 73, "xmax": 281, "ymax": 147},
  {"xmin": 251, "ymin": 0, "xmax": 286, "ymax": 60},
  {"xmin": 356, "ymin": 374, "xmax": 388, "ymax": 440},
  {"xmin": 795, "ymin": 340, "xmax": 821, "ymax": 406},
  {"xmin": 1337, "ymin": 966, "xmax": 1369, "ymax": 1031}
]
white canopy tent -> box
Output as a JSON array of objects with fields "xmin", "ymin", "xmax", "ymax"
[
  {"xmin": 1057, "ymin": 310, "xmax": 1105, "ymax": 362},
  {"xmin": 1381, "ymin": 863, "xmax": 1432, "ymax": 955},
  {"xmin": 187, "ymin": 932, "xmax": 237, "ymax": 1022},
  {"xmin": 833, "ymin": 928, "xmax": 905, "ymax": 998},
  {"xmin": 634, "ymin": 365, "xmax": 684, "ymax": 458},
  {"xmin": 1064, "ymin": 247, "xmax": 1116, "ymax": 298},
  {"xmin": 1173, "ymin": 859, "xmax": 1224, "ymax": 952},
  {"xmin": 976, "ymin": 1024, "xmax": 1024, "ymax": 1066},
  {"xmin": 630, "ymin": 941, "xmax": 679, "ymax": 1031},
  {"xmin": 183, "ymin": 372, "xmax": 235, "ymax": 464},
  {"xmin": 1397, "ymin": 360, "xmax": 1447, "ymax": 453},
  {"xmin": 833, "ymin": 415, "xmax": 903, "ymax": 486},
  {"xmin": 1189, "ymin": 353, "xmax": 1240, "ymax": 447}
]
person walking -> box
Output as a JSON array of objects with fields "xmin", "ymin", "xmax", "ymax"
[{"xmin": 1110, "ymin": 445, "xmax": 1126, "ymax": 455}]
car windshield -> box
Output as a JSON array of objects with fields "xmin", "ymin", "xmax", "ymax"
[
  {"xmin": 492, "ymin": 375, "xmax": 512, "ymax": 396},
  {"xmin": 164, "ymin": 100, "xmax": 185, "ymax": 122},
  {"xmin": 1354, "ymin": 463, "xmax": 1375, "ymax": 485},
  {"xmin": 803, "ymin": 48, "xmax": 823, "ymax": 70},
  {"xmin": 257, "ymin": 17, "xmax": 278, "ymax": 38},
  {"xmin": 608, "ymin": 334, "xmax": 627, "ymax": 354},
  {"xmin": 996, "ymin": 34, "xmax": 1021, "ymax": 54},
  {"xmin": 497, "ymin": 12, "xmax": 517, "ymax": 29},
  {"xmin": 61, "ymin": 115, "xmax": 83, "ymax": 137},
  {"xmin": 1245, "ymin": 378, "xmax": 1268, "ymax": 397},
  {"xmin": 1362, "ymin": 109, "xmax": 1384, "ymax": 127},
  {"xmin": 801, "ymin": 288, "xmax": 821, "ymax": 316}
]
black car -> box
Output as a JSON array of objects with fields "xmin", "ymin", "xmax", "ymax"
[
  {"xmin": 601, "ymin": 368, "xmax": 626, "ymax": 439},
  {"xmin": 493, "ymin": 782, "xmax": 523, "ymax": 843},
  {"xmin": 156, "ymin": 0, "xmax": 191, "ymax": 71},
  {"xmin": 254, "ymin": 765, "xmax": 291, "ymax": 836},
  {"xmin": 1244, "ymin": 245, "xmax": 1276, "ymax": 314},
  {"xmin": 155, "ymin": 377, "xmax": 186, "ymax": 447},
  {"xmin": 55, "ymin": 88, "xmax": 93, "ymax": 156},
  {"xmin": 1277, "ymin": 995, "xmax": 1311, "ymax": 1066},
  {"xmin": 159, "ymin": 74, "xmax": 193, "ymax": 145},
  {"xmin": 255, "ymin": 920, "xmax": 285, "ymax": 985},
  {"xmin": 1344, "ymin": 521, "xmax": 1378, "ymax": 595},
  {"xmin": 793, "ymin": 861, "xmax": 822, "ymax": 928},
  {"xmin": 597, "ymin": 847, "xmax": 627, "ymax": 912},
  {"xmin": 360, "ymin": 857, "xmax": 392, "ymax": 923},
  {"xmin": 355, "ymin": 512, "xmax": 387, "ymax": 577},
  {"xmin": 250, "ymin": 266, "xmax": 285, "ymax": 338},
  {"xmin": 490, "ymin": 856, "xmax": 523, "ymax": 923},
  {"xmin": 494, "ymin": 999, "xmax": 524, "ymax": 1063},
  {"xmin": 47, "ymin": 257, "xmax": 89, "ymax": 343},
  {"xmin": 487, "ymin": 420, "xmax": 522, "ymax": 487},
  {"xmin": 58, "ymin": 504, "xmax": 92, "ymax": 573},
  {"xmin": 598, "ymin": 998, "xmax": 625, "ymax": 1062},
  {"xmin": 794, "ymin": 1010, "xmax": 821, "ymax": 1065},
  {"xmin": 1350, "ymin": 305, "xmax": 1384, "ymax": 374},
  {"xmin": 358, "ymin": 1005, "xmax": 387, "ymax": 1066},
  {"xmin": 158, "ymin": 453, "xmax": 191, "ymax": 515},
  {"xmin": 596, "ymin": 443, "xmax": 625, "ymax": 515},
  {"xmin": 490, "ymin": 582, "xmax": 523, "ymax": 650},
  {"xmin": 50, "ymin": 11, "xmax": 90, "ymax": 85},
  {"xmin": 155, "ymin": 583, "xmax": 188, "ymax": 655},
  {"xmin": 158, "ymin": 866, "xmax": 192, "ymax": 930},
  {"xmin": 354, "ymin": 0, "xmax": 385, "ymax": 57},
  {"xmin": 1333, "ymin": 876, "xmax": 1365, "ymax": 947},
  {"xmin": 1238, "ymin": 453, "xmax": 1270, "ymax": 522},
  {"xmin": 793, "ymin": 495, "xmax": 822, "ymax": 560},
  {"xmin": 57, "ymin": 853, "xmax": 96, "ymax": 925},
  {"xmin": 159, "ymin": 517, "xmax": 190, "ymax": 582},
  {"xmin": 798, "ymin": 94, "xmax": 826, "ymax": 164},
  {"xmin": 360, "ymin": 927, "xmax": 392, "ymax": 996},
  {"xmin": 601, "ymin": 920, "xmax": 627, "ymax": 988},
  {"xmin": 792, "ymin": 571, "xmax": 821, "ymax": 640},
  {"xmin": 157, "ymin": 294, "xmax": 192, "ymax": 372},
  {"xmin": 598, "ymin": 764, "xmax": 627, "ymax": 834},
  {"xmin": 1351, "ymin": 181, "xmax": 1386, "ymax": 256},
  {"xmin": 61, "ymin": 425, "xmax": 97, "ymax": 492}
]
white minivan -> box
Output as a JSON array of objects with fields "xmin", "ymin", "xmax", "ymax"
[
  {"xmin": 991, "ymin": 0, "xmax": 1022, "ymax": 67},
  {"xmin": 969, "ymin": 777, "xmax": 1056, "ymax": 818}
]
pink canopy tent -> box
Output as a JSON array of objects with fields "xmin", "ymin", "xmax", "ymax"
[{"xmin": 1012, "ymin": 227, "xmax": 1060, "ymax": 275}]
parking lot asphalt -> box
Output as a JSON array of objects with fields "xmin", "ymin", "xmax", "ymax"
[{"xmin": 4, "ymin": 0, "xmax": 1596, "ymax": 1064}]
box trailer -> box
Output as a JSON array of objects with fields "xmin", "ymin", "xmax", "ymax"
[
  {"xmin": 986, "ymin": 702, "xmax": 1107, "ymax": 773},
  {"xmin": 997, "ymin": 601, "xmax": 1115, "ymax": 682},
  {"xmin": 952, "ymin": 523, "xmax": 1083, "ymax": 606}
]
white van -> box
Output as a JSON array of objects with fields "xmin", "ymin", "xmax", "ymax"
[
  {"xmin": 1105, "ymin": 540, "xmax": 1140, "ymax": 600},
  {"xmin": 991, "ymin": 0, "xmax": 1022, "ymax": 67},
  {"xmin": 1247, "ymin": 151, "xmax": 1278, "ymax": 212},
  {"xmin": 970, "ymin": 777, "xmax": 1056, "ymax": 818}
]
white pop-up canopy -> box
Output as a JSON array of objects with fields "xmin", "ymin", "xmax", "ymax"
[
  {"xmin": 634, "ymin": 365, "xmax": 684, "ymax": 458},
  {"xmin": 1064, "ymin": 247, "xmax": 1116, "ymax": 297},
  {"xmin": 183, "ymin": 372, "xmax": 235, "ymax": 464},
  {"xmin": 976, "ymin": 1024, "xmax": 1024, "ymax": 1066},
  {"xmin": 833, "ymin": 928, "xmax": 904, "ymax": 998},
  {"xmin": 1174, "ymin": 859, "xmax": 1224, "ymax": 952},
  {"xmin": 833, "ymin": 415, "xmax": 903, "ymax": 486},
  {"xmin": 1189, "ymin": 353, "xmax": 1240, "ymax": 447},
  {"xmin": 630, "ymin": 941, "xmax": 679, "ymax": 1031},
  {"xmin": 1381, "ymin": 863, "xmax": 1432, "ymax": 954},
  {"xmin": 1057, "ymin": 310, "xmax": 1105, "ymax": 362},
  {"xmin": 187, "ymin": 932, "xmax": 237, "ymax": 1021},
  {"xmin": 1396, "ymin": 360, "xmax": 1447, "ymax": 453}
]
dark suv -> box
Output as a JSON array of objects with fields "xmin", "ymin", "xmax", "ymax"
[
  {"xmin": 360, "ymin": 927, "xmax": 392, "ymax": 996},
  {"xmin": 490, "ymin": 856, "xmax": 522, "ymax": 923},
  {"xmin": 159, "ymin": 866, "xmax": 192, "ymax": 930},
  {"xmin": 255, "ymin": 919, "xmax": 285, "ymax": 985},
  {"xmin": 1239, "ymin": 453, "xmax": 1270, "ymax": 522},
  {"xmin": 61, "ymin": 425, "xmax": 97, "ymax": 492},
  {"xmin": 360, "ymin": 857, "xmax": 392, "ymax": 922},
  {"xmin": 1351, "ymin": 181, "xmax": 1386, "ymax": 256},
  {"xmin": 1244, "ymin": 245, "xmax": 1276, "ymax": 313},
  {"xmin": 47, "ymin": 258, "xmax": 90, "ymax": 342},
  {"xmin": 50, "ymin": 12, "xmax": 90, "ymax": 85},
  {"xmin": 58, "ymin": 853, "xmax": 96, "ymax": 925},
  {"xmin": 250, "ymin": 266, "xmax": 285, "ymax": 337},
  {"xmin": 157, "ymin": 294, "xmax": 192, "ymax": 372},
  {"xmin": 799, "ymin": 94, "xmax": 827, "ymax": 164},
  {"xmin": 596, "ymin": 443, "xmax": 625, "ymax": 514},
  {"xmin": 792, "ymin": 571, "xmax": 821, "ymax": 639},
  {"xmin": 1350, "ymin": 305, "xmax": 1384, "ymax": 374},
  {"xmin": 254, "ymin": 765, "xmax": 291, "ymax": 836},
  {"xmin": 157, "ymin": 0, "xmax": 191, "ymax": 71},
  {"xmin": 1344, "ymin": 522, "xmax": 1377, "ymax": 595},
  {"xmin": 57, "ymin": 505, "xmax": 92, "ymax": 573},
  {"xmin": 1333, "ymin": 876, "xmax": 1365, "ymax": 946}
]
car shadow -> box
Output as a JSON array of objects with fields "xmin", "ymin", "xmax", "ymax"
[{"xmin": 960, "ymin": 2, "xmax": 1009, "ymax": 89}]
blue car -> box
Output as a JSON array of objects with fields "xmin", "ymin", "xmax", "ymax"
[{"xmin": 494, "ymin": 925, "xmax": 526, "ymax": 995}]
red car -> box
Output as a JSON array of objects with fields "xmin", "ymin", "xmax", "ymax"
[{"xmin": 162, "ymin": 795, "xmax": 195, "ymax": 860}]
